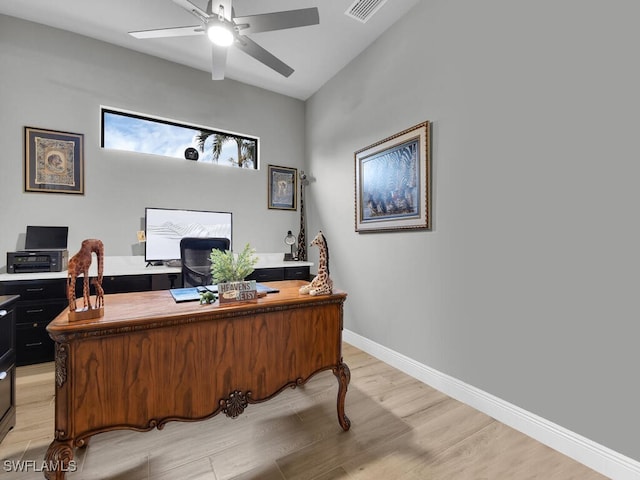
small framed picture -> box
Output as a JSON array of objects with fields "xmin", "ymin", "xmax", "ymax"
[
  {"xmin": 24, "ymin": 126, "xmax": 84, "ymax": 194},
  {"xmin": 355, "ymin": 121, "xmax": 431, "ymax": 233},
  {"xmin": 268, "ymin": 165, "xmax": 297, "ymax": 210}
]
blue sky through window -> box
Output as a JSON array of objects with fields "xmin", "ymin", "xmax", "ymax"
[{"xmin": 101, "ymin": 110, "xmax": 257, "ymax": 168}]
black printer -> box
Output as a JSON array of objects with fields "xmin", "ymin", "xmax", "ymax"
[{"xmin": 6, "ymin": 226, "xmax": 69, "ymax": 273}]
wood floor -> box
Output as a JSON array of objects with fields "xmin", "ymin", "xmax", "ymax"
[{"xmin": 0, "ymin": 343, "xmax": 607, "ymax": 480}]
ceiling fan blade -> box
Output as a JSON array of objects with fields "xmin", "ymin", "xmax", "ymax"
[
  {"xmin": 236, "ymin": 35, "xmax": 294, "ymax": 77},
  {"xmin": 211, "ymin": 42, "xmax": 228, "ymax": 80},
  {"xmin": 172, "ymin": 0, "xmax": 209, "ymax": 20},
  {"xmin": 234, "ymin": 8, "xmax": 319, "ymax": 35},
  {"xmin": 129, "ymin": 25, "xmax": 203, "ymax": 39}
]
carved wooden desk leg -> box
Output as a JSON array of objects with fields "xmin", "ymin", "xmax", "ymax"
[
  {"xmin": 333, "ymin": 361, "xmax": 351, "ymax": 431},
  {"xmin": 44, "ymin": 342, "xmax": 76, "ymax": 479},
  {"xmin": 44, "ymin": 439, "xmax": 74, "ymax": 480}
]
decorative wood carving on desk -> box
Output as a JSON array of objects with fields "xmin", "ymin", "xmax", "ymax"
[
  {"xmin": 299, "ymin": 230, "xmax": 333, "ymax": 296},
  {"xmin": 66, "ymin": 238, "xmax": 104, "ymax": 321}
]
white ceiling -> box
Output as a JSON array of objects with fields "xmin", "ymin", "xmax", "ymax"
[{"xmin": 0, "ymin": 0, "xmax": 420, "ymax": 100}]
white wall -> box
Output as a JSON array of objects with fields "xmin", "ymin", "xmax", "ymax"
[
  {"xmin": 306, "ymin": 0, "xmax": 640, "ymax": 463},
  {"xmin": 0, "ymin": 15, "xmax": 304, "ymax": 261}
]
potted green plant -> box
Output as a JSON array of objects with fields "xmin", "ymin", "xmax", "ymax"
[{"xmin": 209, "ymin": 243, "xmax": 258, "ymax": 284}]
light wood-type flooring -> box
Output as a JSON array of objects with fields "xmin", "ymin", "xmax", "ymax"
[{"xmin": 0, "ymin": 343, "xmax": 607, "ymax": 479}]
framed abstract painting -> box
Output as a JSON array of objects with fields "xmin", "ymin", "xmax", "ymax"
[
  {"xmin": 354, "ymin": 121, "xmax": 431, "ymax": 233},
  {"xmin": 24, "ymin": 126, "xmax": 84, "ymax": 194}
]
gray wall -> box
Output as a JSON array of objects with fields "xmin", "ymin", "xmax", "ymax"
[
  {"xmin": 3, "ymin": 1, "xmax": 640, "ymax": 466},
  {"xmin": 306, "ymin": 0, "xmax": 640, "ymax": 463},
  {"xmin": 0, "ymin": 15, "xmax": 304, "ymax": 261}
]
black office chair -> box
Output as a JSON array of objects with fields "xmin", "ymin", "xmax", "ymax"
[{"xmin": 180, "ymin": 237, "xmax": 230, "ymax": 287}]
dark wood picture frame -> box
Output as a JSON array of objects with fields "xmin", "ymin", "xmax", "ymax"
[
  {"xmin": 24, "ymin": 126, "xmax": 84, "ymax": 194},
  {"xmin": 354, "ymin": 121, "xmax": 431, "ymax": 233},
  {"xmin": 268, "ymin": 164, "xmax": 297, "ymax": 210}
]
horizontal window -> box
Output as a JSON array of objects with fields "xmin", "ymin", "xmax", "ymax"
[{"xmin": 100, "ymin": 107, "xmax": 258, "ymax": 169}]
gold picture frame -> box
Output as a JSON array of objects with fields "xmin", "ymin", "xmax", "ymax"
[
  {"xmin": 24, "ymin": 126, "xmax": 84, "ymax": 194},
  {"xmin": 354, "ymin": 121, "xmax": 431, "ymax": 232}
]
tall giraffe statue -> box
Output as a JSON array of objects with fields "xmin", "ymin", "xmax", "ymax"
[
  {"xmin": 67, "ymin": 239, "xmax": 104, "ymax": 311},
  {"xmin": 296, "ymin": 171, "xmax": 308, "ymax": 261},
  {"xmin": 299, "ymin": 231, "xmax": 333, "ymax": 296}
]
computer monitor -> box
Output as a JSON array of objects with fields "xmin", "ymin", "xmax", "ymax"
[
  {"xmin": 25, "ymin": 226, "xmax": 68, "ymax": 250},
  {"xmin": 144, "ymin": 207, "xmax": 232, "ymax": 263}
]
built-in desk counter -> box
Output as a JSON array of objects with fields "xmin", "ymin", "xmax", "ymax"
[
  {"xmin": 0, "ymin": 254, "xmax": 313, "ymax": 281},
  {"xmin": 0, "ymin": 255, "xmax": 313, "ymax": 365}
]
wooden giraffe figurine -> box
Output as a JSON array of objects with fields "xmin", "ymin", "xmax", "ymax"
[
  {"xmin": 92, "ymin": 278, "xmax": 104, "ymax": 309},
  {"xmin": 67, "ymin": 239, "xmax": 104, "ymax": 311},
  {"xmin": 299, "ymin": 231, "xmax": 333, "ymax": 296}
]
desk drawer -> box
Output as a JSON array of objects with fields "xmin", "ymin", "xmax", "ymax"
[
  {"xmin": 0, "ymin": 363, "xmax": 14, "ymax": 425},
  {"xmin": 16, "ymin": 300, "xmax": 66, "ymax": 326},
  {"xmin": 0, "ymin": 349, "xmax": 14, "ymax": 379},
  {"xmin": 16, "ymin": 322, "xmax": 54, "ymax": 366},
  {"xmin": 0, "ymin": 308, "xmax": 15, "ymax": 359},
  {"xmin": 0, "ymin": 279, "xmax": 66, "ymax": 301},
  {"xmin": 102, "ymin": 275, "xmax": 152, "ymax": 294},
  {"xmin": 284, "ymin": 266, "xmax": 310, "ymax": 280},
  {"xmin": 247, "ymin": 268, "xmax": 284, "ymax": 282}
]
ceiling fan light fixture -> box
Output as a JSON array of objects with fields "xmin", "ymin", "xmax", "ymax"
[
  {"xmin": 134, "ymin": 2, "xmax": 321, "ymax": 79},
  {"xmin": 207, "ymin": 21, "xmax": 234, "ymax": 46}
]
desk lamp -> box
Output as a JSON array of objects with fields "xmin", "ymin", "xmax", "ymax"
[{"xmin": 284, "ymin": 231, "xmax": 296, "ymax": 261}]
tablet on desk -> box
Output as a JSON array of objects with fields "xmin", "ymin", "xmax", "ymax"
[{"xmin": 169, "ymin": 287, "xmax": 201, "ymax": 303}]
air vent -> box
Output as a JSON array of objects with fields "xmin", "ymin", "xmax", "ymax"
[{"xmin": 345, "ymin": 0, "xmax": 389, "ymax": 23}]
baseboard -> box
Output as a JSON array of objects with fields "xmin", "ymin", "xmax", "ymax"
[{"xmin": 343, "ymin": 329, "xmax": 640, "ymax": 480}]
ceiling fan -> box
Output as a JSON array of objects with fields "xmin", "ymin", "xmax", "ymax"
[{"xmin": 129, "ymin": 0, "xmax": 319, "ymax": 80}]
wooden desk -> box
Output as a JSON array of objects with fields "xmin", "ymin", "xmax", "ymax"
[
  {"xmin": 0, "ymin": 255, "xmax": 312, "ymax": 366},
  {"xmin": 44, "ymin": 281, "xmax": 349, "ymax": 480}
]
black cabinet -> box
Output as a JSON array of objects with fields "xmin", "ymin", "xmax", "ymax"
[
  {"xmin": 15, "ymin": 299, "xmax": 65, "ymax": 365},
  {"xmin": 246, "ymin": 265, "xmax": 310, "ymax": 282},
  {"xmin": 0, "ymin": 274, "xmax": 169, "ymax": 366},
  {"xmin": 247, "ymin": 268, "xmax": 285, "ymax": 282},
  {"xmin": 0, "ymin": 295, "xmax": 18, "ymax": 444},
  {"xmin": 102, "ymin": 275, "xmax": 152, "ymax": 293},
  {"xmin": 0, "ymin": 280, "xmax": 66, "ymax": 366},
  {"xmin": 0, "ymin": 278, "xmax": 66, "ymax": 301},
  {"xmin": 283, "ymin": 266, "xmax": 310, "ymax": 280}
]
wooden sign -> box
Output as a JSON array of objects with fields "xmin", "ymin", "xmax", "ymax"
[{"xmin": 218, "ymin": 280, "xmax": 258, "ymax": 304}]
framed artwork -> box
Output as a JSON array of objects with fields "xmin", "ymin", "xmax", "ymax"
[
  {"xmin": 268, "ymin": 164, "xmax": 297, "ymax": 210},
  {"xmin": 355, "ymin": 121, "xmax": 431, "ymax": 233},
  {"xmin": 24, "ymin": 126, "xmax": 84, "ymax": 194}
]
